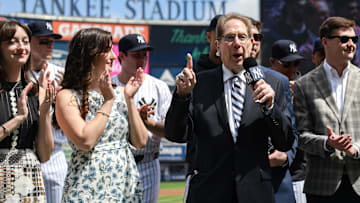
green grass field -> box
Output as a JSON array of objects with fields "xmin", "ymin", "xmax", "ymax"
[
  {"xmin": 158, "ymin": 181, "xmax": 185, "ymax": 203},
  {"xmin": 160, "ymin": 181, "xmax": 186, "ymax": 190}
]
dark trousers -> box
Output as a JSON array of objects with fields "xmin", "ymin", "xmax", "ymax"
[{"xmin": 307, "ymin": 174, "xmax": 360, "ymax": 203}]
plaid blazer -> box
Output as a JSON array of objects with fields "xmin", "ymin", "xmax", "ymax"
[{"xmin": 293, "ymin": 63, "xmax": 360, "ymax": 196}]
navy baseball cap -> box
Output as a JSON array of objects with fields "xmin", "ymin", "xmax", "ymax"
[
  {"xmin": 28, "ymin": 21, "xmax": 62, "ymax": 39},
  {"xmin": 206, "ymin": 15, "xmax": 223, "ymax": 32},
  {"xmin": 271, "ymin": 40, "xmax": 304, "ymax": 62},
  {"xmin": 118, "ymin": 34, "xmax": 154, "ymax": 53}
]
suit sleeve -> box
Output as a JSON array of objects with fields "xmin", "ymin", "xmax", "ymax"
[
  {"xmin": 266, "ymin": 79, "xmax": 295, "ymax": 152},
  {"xmin": 293, "ymin": 81, "xmax": 329, "ymax": 158},
  {"xmin": 165, "ymin": 89, "xmax": 193, "ymax": 143}
]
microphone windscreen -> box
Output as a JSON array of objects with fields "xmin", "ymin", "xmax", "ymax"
[{"xmin": 243, "ymin": 57, "xmax": 258, "ymax": 71}]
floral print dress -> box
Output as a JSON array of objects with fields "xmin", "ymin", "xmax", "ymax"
[{"xmin": 62, "ymin": 89, "xmax": 142, "ymax": 203}]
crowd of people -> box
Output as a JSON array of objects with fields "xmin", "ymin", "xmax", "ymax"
[{"xmin": 1, "ymin": 9, "xmax": 360, "ymax": 203}]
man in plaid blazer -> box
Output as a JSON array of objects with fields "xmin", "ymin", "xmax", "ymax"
[{"xmin": 293, "ymin": 16, "xmax": 360, "ymax": 203}]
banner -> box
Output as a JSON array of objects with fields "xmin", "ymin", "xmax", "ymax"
[{"xmin": 52, "ymin": 21, "xmax": 149, "ymax": 42}]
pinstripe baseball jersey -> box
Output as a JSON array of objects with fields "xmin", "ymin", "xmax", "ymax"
[
  {"xmin": 111, "ymin": 74, "xmax": 172, "ymax": 156},
  {"xmin": 29, "ymin": 62, "xmax": 68, "ymax": 203}
]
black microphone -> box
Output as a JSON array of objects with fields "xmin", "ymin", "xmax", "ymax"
[
  {"xmin": 243, "ymin": 57, "xmax": 265, "ymax": 86},
  {"xmin": 243, "ymin": 57, "xmax": 270, "ymax": 114}
]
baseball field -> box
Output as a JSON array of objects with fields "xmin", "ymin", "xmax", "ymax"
[{"xmin": 158, "ymin": 181, "xmax": 185, "ymax": 203}]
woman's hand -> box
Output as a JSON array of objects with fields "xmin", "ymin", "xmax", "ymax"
[
  {"xmin": 125, "ymin": 68, "xmax": 144, "ymax": 100},
  {"xmin": 99, "ymin": 70, "xmax": 115, "ymax": 101},
  {"xmin": 16, "ymin": 82, "xmax": 34, "ymax": 122},
  {"xmin": 39, "ymin": 81, "xmax": 56, "ymax": 114}
]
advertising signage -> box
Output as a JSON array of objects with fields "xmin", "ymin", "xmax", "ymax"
[
  {"xmin": 52, "ymin": 21, "xmax": 149, "ymax": 42},
  {"xmin": 149, "ymin": 24, "xmax": 208, "ymax": 87}
]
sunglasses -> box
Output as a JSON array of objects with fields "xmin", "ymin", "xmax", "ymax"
[
  {"xmin": 278, "ymin": 60, "xmax": 301, "ymax": 68},
  {"xmin": 253, "ymin": 33, "xmax": 263, "ymax": 42},
  {"xmin": 327, "ymin": 35, "xmax": 359, "ymax": 44},
  {"xmin": 39, "ymin": 40, "xmax": 54, "ymax": 45}
]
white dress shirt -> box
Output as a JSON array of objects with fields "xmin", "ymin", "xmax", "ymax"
[{"xmin": 323, "ymin": 59, "xmax": 349, "ymax": 114}]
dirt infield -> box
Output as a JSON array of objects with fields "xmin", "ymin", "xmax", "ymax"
[{"xmin": 159, "ymin": 189, "xmax": 185, "ymax": 196}]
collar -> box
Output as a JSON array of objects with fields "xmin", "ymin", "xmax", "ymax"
[
  {"xmin": 222, "ymin": 64, "xmax": 246, "ymax": 83},
  {"xmin": 323, "ymin": 59, "xmax": 350, "ymax": 78}
]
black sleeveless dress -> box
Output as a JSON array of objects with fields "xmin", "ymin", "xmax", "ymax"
[{"xmin": 0, "ymin": 75, "xmax": 47, "ymax": 202}]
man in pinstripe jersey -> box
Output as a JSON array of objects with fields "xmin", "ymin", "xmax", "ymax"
[
  {"xmin": 27, "ymin": 21, "xmax": 68, "ymax": 203},
  {"xmin": 112, "ymin": 33, "xmax": 172, "ymax": 203}
]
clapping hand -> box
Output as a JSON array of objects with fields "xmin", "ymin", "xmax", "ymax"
[
  {"xmin": 138, "ymin": 104, "xmax": 155, "ymax": 127},
  {"xmin": 176, "ymin": 53, "xmax": 196, "ymax": 96},
  {"xmin": 16, "ymin": 82, "xmax": 34, "ymax": 122},
  {"xmin": 99, "ymin": 70, "xmax": 115, "ymax": 101},
  {"xmin": 40, "ymin": 81, "xmax": 56, "ymax": 113},
  {"xmin": 125, "ymin": 68, "xmax": 144, "ymax": 100},
  {"xmin": 326, "ymin": 126, "xmax": 352, "ymax": 151},
  {"xmin": 326, "ymin": 126, "xmax": 359, "ymax": 157},
  {"xmin": 54, "ymin": 70, "xmax": 64, "ymax": 86}
]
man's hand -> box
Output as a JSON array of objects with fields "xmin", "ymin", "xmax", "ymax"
[
  {"xmin": 326, "ymin": 126, "xmax": 352, "ymax": 151},
  {"xmin": 252, "ymin": 79, "xmax": 275, "ymax": 108},
  {"xmin": 176, "ymin": 53, "xmax": 196, "ymax": 97},
  {"xmin": 268, "ymin": 150, "xmax": 288, "ymax": 167},
  {"xmin": 138, "ymin": 104, "xmax": 155, "ymax": 128},
  {"xmin": 54, "ymin": 70, "xmax": 64, "ymax": 85},
  {"xmin": 345, "ymin": 145, "xmax": 358, "ymax": 157}
]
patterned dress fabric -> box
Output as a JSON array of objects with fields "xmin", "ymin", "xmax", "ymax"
[
  {"xmin": 62, "ymin": 88, "xmax": 142, "ymax": 203},
  {"xmin": 0, "ymin": 81, "xmax": 47, "ymax": 203}
]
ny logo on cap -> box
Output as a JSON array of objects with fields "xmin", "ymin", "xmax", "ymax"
[
  {"xmin": 137, "ymin": 35, "xmax": 145, "ymax": 44},
  {"xmin": 289, "ymin": 43, "xmax": 297, "ymax": 53},
  {"xmin": 46, "ymin": 22, "xmax": 53, "ymax": 31}
]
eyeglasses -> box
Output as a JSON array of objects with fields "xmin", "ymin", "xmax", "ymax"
[
  {"xmin": 253, "ymin": 33, "xmax": 263, "ymax": 42},
  {"xmin": 221, "ymin": 33, "xmax": 249, "ymax": 43},
  {"xmin": 327, "ymin": 35, "xmax": 359, "ymax": 44},
  {"xmin": 278, "ymin": 60, "xmax": 301, "ymax": 68},
  {"xmin": 39, "ymin": 40, "xmax": 54, "ymax": 45}
]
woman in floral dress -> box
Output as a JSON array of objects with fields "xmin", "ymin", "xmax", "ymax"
[
  {"xmin": 55, "ymin": 28, "xmax": 148, "ymax": 202},
  {"xmin": 0, "ymin": 20, "xmax": 55, "ymax": 202}
]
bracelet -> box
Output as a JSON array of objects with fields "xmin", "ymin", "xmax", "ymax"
[
  {"xmin": 1, "ymin": 124, "xmax": 9, "ymax": 136},
  {"xmin": 97, "ymin": 110, "xmax": 110, "ymax": 118}
]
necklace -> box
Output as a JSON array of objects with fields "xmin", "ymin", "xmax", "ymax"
[{"xmin": 8, "ymin": 81, "xmax": 20, "ymax": 150}]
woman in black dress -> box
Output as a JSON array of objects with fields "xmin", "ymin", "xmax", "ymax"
[{"xmin": 0, "ymin": 20, "xmax": 55, "ymax": 202}]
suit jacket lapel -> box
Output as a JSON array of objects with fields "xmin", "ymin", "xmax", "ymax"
[
  {"xmin": 341, "ymin": 65, "xmax": 359, "ymax": 122},
  {"xmin": 312, "ymin": 66, "xmax": 341, "ymax": 122},
  {"xmin": 240, "ymin": 85, "xmax": 254, "ymax": 125},
  {"xmin": 213, "ymin": 67, "xmax": 229, "ymax": 128}
]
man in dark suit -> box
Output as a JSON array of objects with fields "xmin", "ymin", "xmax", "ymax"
[{"xmin": 165, "ymin": 13, "xmax": 294, "ymax": 203}]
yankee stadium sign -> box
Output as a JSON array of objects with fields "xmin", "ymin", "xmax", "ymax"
[{"xmin": 19, "ymin": 0, "xmax": 226, "ymax": 21}]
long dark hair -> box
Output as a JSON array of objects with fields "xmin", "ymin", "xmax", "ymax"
[
  {"xmin": 62, "ymin": 27, "xmax": 113, "ymax": 119},
  {"xmin": 0, "ymin": 20, "xmax": 32, "ymax": 88}
]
